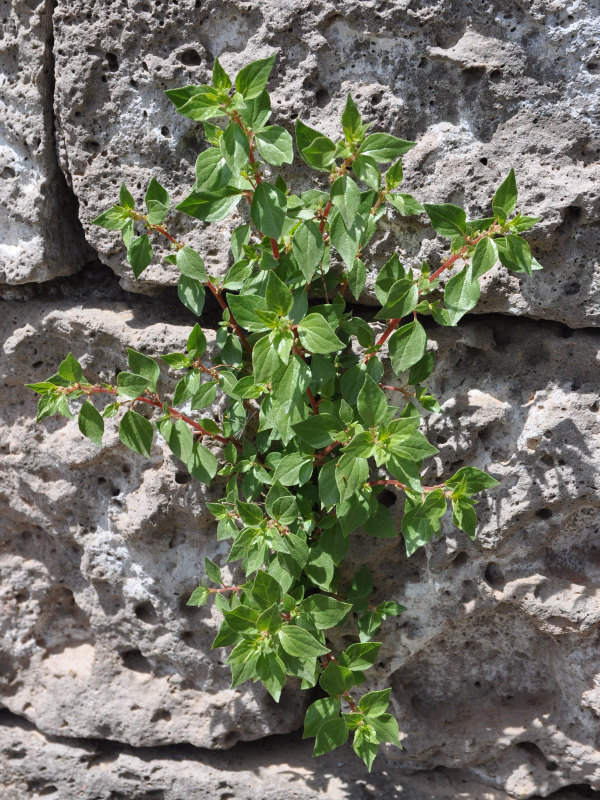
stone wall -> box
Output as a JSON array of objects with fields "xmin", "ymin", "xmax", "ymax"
[{"xmin": 1, "ymin": 1, "xmax": 599, "ymax": 798}]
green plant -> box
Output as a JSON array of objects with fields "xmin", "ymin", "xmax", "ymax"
[{"xmin": 28, "ymin": 55, "xmax": 542, "ymax": 770}]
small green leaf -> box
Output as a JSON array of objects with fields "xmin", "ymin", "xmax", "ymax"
[
  {"xmin": 119, "ymin": 410, "xmax": 154, "ymax": 457},
  {"xmin": 78, "ymin": 401, "xmax": 104, "ymax": 447},
  {"xmin": 279, "ymin": 625, "xmax": 329, "ymax": 658},
  {"xmin": 235, "ymin": 54, "xmax": 276, "ymax": 100},
  {"xmin": 297, "ymin": 313, "xmax": 344, "ymax": 354},
  {"xmin": 92, "ymin": 206, "xmax": 129, "ymax": 230},
  {"xmin": 273, "ymin": 453, "xmax": 313, "ymax": 487},
  {"xmin": 292, "ymin": 220, "xmax": 325, "ymax": 283},
  {"xmin": 303, "ymin": 697, "xmax": 341, "ymax": 739},
  {"xmin": 127, "ymin": 348, "xmax": 160, "ymax": 391},
  {"xmin": 205, "ymin": 556, "xmax": 222, "ymax": 584},
  {"xmin": 187, "ymin": 584, "xmax": 209, "ymax": 607},
  {"xmin": 369, "ymin": 713, "xmax": 402, "ymax": 746},
  {"xmin": 313, "ymin": 717, "xmax": 349, "ymax": 757},
  {"xmin": 319, "ymin": 662, "xmax": 354, "ymax": 696},
  {"xmin": 117, "ymin": 372, "xmax": 149, "ymax": 399},
  {"xmin": 353, "ymin": 725, "xmax": 380, "ymax": 772},
  {"xmin": 119, "ymin": 184, "xmax": 135, "ymax": 209},
  {"xmin": 300, "ymin": 595, "xmax": 352, "ymax": 630},
  {"xmin": 292, "ymin": 414, "xmax": 340, "ymax": 449},
  {"xmin": 387, "ymin": 193, "xmax": 424, "ymax": 216},
  {"xmin": 220, "ymin": 122, "xmax": 250, "ymax": 171},
  {"xmin": 265, "ymin": 271, "xmax": 293, "ymax": 316},
  {"xmin": 58, "ymin": 353, "xmax": 84, "ymax": 383},
  {"xmin": 341, "ymin": 642, "xmax": 381, "ymax": 671},
  {"xmin": 250, "ymin": 182, "xmax": 287, "ymax": 240},
  {"xmin": 385, "ymin": 159, "xmax": 403, "ymax": 189},
  {"xmin": 388, "ymin": 321, "xmax": 427, "ymax": 374},
  {"xmin": 471, "ymin": 236, "xmax": 498, "ymax": 280},
  {"xmin": 423, "ymin": 203, "xmax": 467, "ymax": 238},
  {"xmin": 188, "ymin": 440, "xmax": 218, "ymax": 484},
  {"xmin": 212, "ymin": 57, "xmax": 232, "ymax": 90},
  {"xmin": 493, "ymin": 168, "xmax": 518, "ymax": 221},
  {"xmin": 375, "ymin": 278, "xmax": 418, "ymax": 320},
  {"xmin": 176, "ymin": 247, "xmax": 208, "ymax": 282},
  {"xmin": 341, "ymin": 93, "xmax": 363, "ymax": 141},
  {"xmin": 145, "ymin": 177, "xmax": 170, "ymax": 224},
  {"xmin": 255, "ymin": 125, "xmax": 294, "ymax": 165},
  {"xmin": 444, "ymin": 266, "xmax": 480, "ymax": 325},
  {"xmin": 452, "ymin": 495, "xmax": 477, "ymax": 539},
  {"xmin": 357, "ymin": 374, "xmax": 387, "ymax": 427},
  {"xmin": 358, "ymin": 688, "xmax": 391, "ymax": 716},
  {"xmin": 446, "ymin": 466, "xmax": 499, "ymax": 493},
  {"xmin": 128, "ymin": 234, "xmax": 153, "ymax": 279},
  {"xmin": 498, "ymin": 234, "xmax": 532, "ymax": 275},
  {"xmin": 335, "ymin": 453, "xmax": 369, "ymax": 502},
  {"xmin": 358, "ymin": 133, "xmax": 415, "ymax": 162},
  {"xmin": 348, "ymin": 258, "xmax": 366, "ymax": 300},
  {"xmin": 331, "ymin": 175, "xmax": 361, "ymax": 229},
  {"xmin": 178, "ymin": 275, "xmax": 206, "ymax": 316},
  {"xmin": 295, "ymin": 120, "xmax": 336, "ymax": 171},
  {"xmin": 402, "ymin": 489, "xmax": 447, "ymax": 556}
]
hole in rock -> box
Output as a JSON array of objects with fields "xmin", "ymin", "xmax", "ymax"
[
  {"xmin": 119, "ymin": 649, "xmax": 152, "ymax": 673},
  {"xmin": 175, "ymin": 470, "xmax": 192, "ymax": 484},
  {"xmin": 150, "ymin": 708, "xmax": 172, "ymax": 723},
  {"xmin": 105, "ymin": 52, "xmax": 119, "ymax": 71},
  {"xmin": 315, "ymin": 88, "xmax": 331, "ymax": 107},
  {"xmin": 378, "ymin": 490, "xmax": 397, "ymax": 507},
  {"xmin": 484, "ymin": 562, "xmax": 505, "ymax": 589},
  {"xmin": 134, "ymin": 601, "xmax": 158, "ymax": 625},
  {"xmin": 178, "ymin": 48, "xmax": 202, "ymax": 66},
  {"xmin": 536, "ymin": 508, "xmax": 553, "ymax": 520}
]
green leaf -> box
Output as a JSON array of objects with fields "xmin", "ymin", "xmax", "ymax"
[
  {"xmin": 187, "ymin": 584, "xmax": 209, "ymax": 607},
  {"xmin": 471, "ymin": 236, "xmax": 498, "ymax": 280},
  {"xmin": 165, "ymin": 84, "xmax": 223, "ymax": 121},
  {"xmin": 423, "ymin": 203, "xmax": 467, "ymax": 238},
  {"xmin": 119, "ymin": 410, "xmax": 154, "ymax": 457},
  {"xmin": 187, "ymin": 324, "xmax": 208, "ymax": 359},
  {"xmin": 178, "ymin": 275, "xmax": 206, "ymax": 316},
  {"xmin": 300, "ymin": 595, "xmax": 352, "ymax": 630},
  {"xmin": 194, "ymin": 148, "xmax": 232, "ymax": 191},
  {"xmin": 369, "ymin": 713, "xmax": 402, "ymax": 746},
  {"xmin": 452, "ymin": 495, "xmax": 477, "ymax": 539},
  {"xmin": 313, "ymin": 717, "xmax": 349, "ymax": 757},
  {"xmin": 388, "ymin": 321, "xmax": 427, "ymax": 374},
  {"xmin": 255, "ymin": 125, "xmax": 294, "ymax": 165},
  {"xmin": 408, "ymin": 351, "xmax": 435, "ymax": 385},
  {"xmin": 250, "ymin": 182, "xmax": 287, "ymax": 240},
  {"xmin": 252, "ymin": 334, "xmax": 284, "ymax": 383},
  {"xmin": 295, "ymin": 120, "xmax": 336, "ymax": 171},
  {"xmin": 176, "ymin": 186, "xmax": 241, "ymax": 222},
  {"xmin": 292, "ymin": 414, "xmax": 339, "ymax": 449},
  {"xmin": 340, "ymin": 642, "xmax": 381, "ymax": 671},
  {"xmin": 212, "ymin": 57, "xmax": 232, "ymax": 90},
  {"xmin": 265, "ymin": 483, "xmax": 299, "ymax": 524},
  {"xmin": 357, "ymin": 374, "xmax": 387, "ymax": 427},
  {"xmin": 444, "ymin": 266, "xmax": 480, "ymax": 325},
  {"xmin": 58, "ymin": 353, "xmax": 84, "ymax": 383},
  {"xmin": 257, "ymin": 651, "xmax": 286, "ymax": 702},
  {"xmin": 318, "ymin": 460, "xmax": 340, "ymax": 508},
  {"xmin": 92, "ymin": 206, "xmax": 129, "ymax": 231},
  {"xmin": 279, "ymin": 625, "xmax": 329, "ymax": 658},
  {"xmin": 303, "ymin": 697, "xmax": 341, "ymax": 739},
  {"xmin": 348, "ymin": 258, "xmax": 366, "ymax": 300},
  {"xmin": 297, "ymin": 313, "xmax": 344, "ymax": 354},
  {"xmin": 341, "ymin": 94, "xmax": 363, "ymax": 141},
  {"xmin": 446, "ymin": 466, "xmax": 499, "ymax": 493},
  {"xmin": 352, "ymin": 155, "xmax": 380, "ymax": 190},
  {"xmin": 117, "ymin": 372, "xmax": 149, "ymax": 399},
  {"xmin": 335, "ymin": 453, "xmax": 369, "ymax": 502},
  {"xmin": 176, "ymin": 247, "xmax": 208, "ymax": 282},
  {"xmin": 358, "ymin": 688, "xmax": 391, "ymax": 716},
  {"xmin": 319, "ymin": 662, "xmax": 354, "ymax": 696},
  {"xmin": 119, "ymin": 183, "xmax": 135, "ymax": 209},
  {"xmin": 353, "ymin": 725, "xmax": 380, "ymax": 772},
  {"xmin": 375, "ymin": 278, "xmax": 418, "ymax": 320},
  {"xmin": 498, "ymin": 234, "xmax": 532, "ymax": 275},
  {"xmin": 188, "ymin": 440, "xmax": 218, "ymax": 484},
  {"xmin": 227, "ymin": 294, "xmax": 269, "ymax": 332},
  {"xmin": 161, "ymin": 418, "xmax": 194, "ymax": 464},
  {"xmin": 235, "ymin": 54, "xmax": 276, "ymax": 100},
  {"xmin": 127, "ymin": 234, "xmax": 153, "ymax": 279},
  {"xmin": 330, "ymin": 175, "xmax": 361, "ymax": 229},
  {"xmin": 358, "ymin": 133, "xmax": 415, "ymax": 162},
  {"xmin": 387, "ymin": 193, "xmax": 424, "ymax": 216},
  {"xmin": 220, "ymin": 122, "xmax": 250, "ymax": 171},
  {"xmin": 402, "ymin": 489, "xmax": 447, "ymax": 556},
  {"xmin": 127, "ymin": 348, "xmax": 160, "ymax": 392},
  {"xmin": 78, "ymin": 401, "xmax": 104, "ymax": 447},
  {"xmin": 265, "ymin": 271, "xmax": 293, "ymax": 316},
  {"xmin": 292, "ymin": 220, "xmax": 325, "ymax": 283},
  {"xmin": 273, "ymin": 453, "xmax": 313, "ymax": 487},
  {"xmin": 493, "ymin": 168, "xmax": 518, "ymax": 221},
  {"xmin": 329, "ymin": 209, "xmax": 364, "ymax": 269},
  {"xmin": 385, "ymin": 159, "xmax": 403, "ymax": 189},
  {"xmin": 145, "ymin": 177, "xmax": 170, "ymax": 224}
]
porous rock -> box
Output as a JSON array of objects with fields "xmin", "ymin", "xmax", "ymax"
[{"xmin": 50, "ymin": 0, "xmax": 600, "ymax": 326}]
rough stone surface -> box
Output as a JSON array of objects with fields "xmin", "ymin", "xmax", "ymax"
[
  {"xmin": 50, "ymin": 0, "xmax": 600, "ymax": 326},
  {"xmin": 0, "ymin": 0, "xmax": 93, "ymax": 285},
  {"xmin": 2, "ymin": 1, "xmax": 600, "ymax": 798}
]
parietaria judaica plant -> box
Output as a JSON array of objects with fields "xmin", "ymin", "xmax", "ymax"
[{"xmin": 28, "ymin": 54, "xmax": 543, "ymax": 770}]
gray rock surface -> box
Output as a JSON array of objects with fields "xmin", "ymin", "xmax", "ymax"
[{"xmin": 2, "ymin": 0, "xmax": 600, "ymax": 798}]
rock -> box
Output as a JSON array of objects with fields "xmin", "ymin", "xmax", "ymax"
[
  {"xmin": 0, "ymin": 1, "xmax": 93, "ymax": 285},
  {"xmin": 51, "ymin": 0, "xmax": 600, "ymax": 326}
]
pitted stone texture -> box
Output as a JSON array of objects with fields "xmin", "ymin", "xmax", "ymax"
[
  {"xmin": 0, "ymin": 298, "xmax": 305, "ymax": 749},
  {"xmin": 2, "ymin": 295, "xmax": 600, "ymax": 796},
  {"xmin": 5, "ymin": 712, "xmax": 592, "ymax": 800},
  {"xmin": 0, "ymin": 0, "xmax": 92, "ymax": 284},
  {"xmin": 52, "ymin": 0, "xmax": 600, "ymax": 325}
]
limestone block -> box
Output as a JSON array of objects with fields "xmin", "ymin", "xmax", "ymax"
[{"xmin": 52, "ymin": 0, "xmax": 600, "ymax": 326}]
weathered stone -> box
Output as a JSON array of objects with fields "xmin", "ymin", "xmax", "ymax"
[
  {"xmin": 51, "ymin": 0, "xmax": 600, "ymax": 326},
  {"xmin": 0, "ymin": 0, "xmax": 93, "ymax": 285}
]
